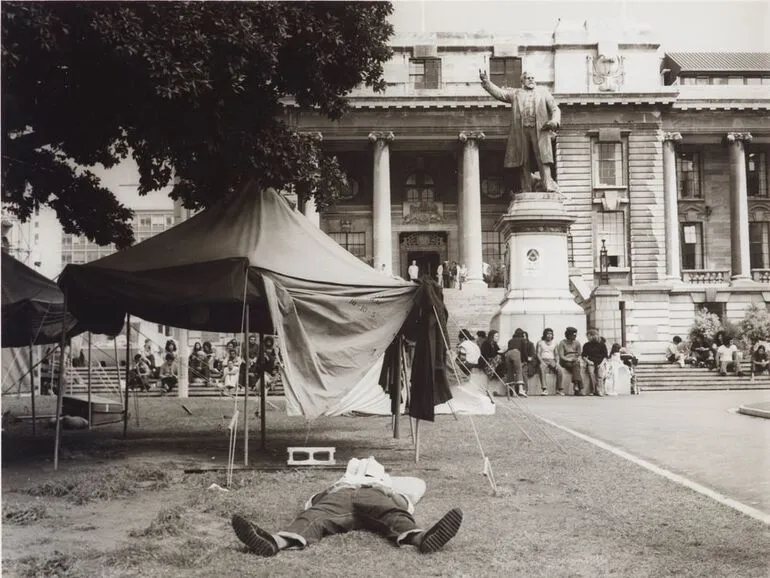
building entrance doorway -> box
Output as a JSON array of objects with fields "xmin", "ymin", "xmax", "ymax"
[
  {"xmin": 407, "ymin": 250, "xmax": 440, "ymax": 280},
  {"xmin": 399, "ymin": 232, "xmax": 447, "ymax": 281}
]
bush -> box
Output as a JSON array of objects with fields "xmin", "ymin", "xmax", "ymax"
[
  {"xmin": 738, "ymin": 303, "xmax": 770, "ymax": 352},
  {"xmin": 689, "ymin": 308, "xmax": 722, "ymax": 344}
]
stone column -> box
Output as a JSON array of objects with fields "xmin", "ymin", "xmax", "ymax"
[
  {"xmin": 369, "ymin": 131, "xmax": 395, "ymax": 275},
  {"xmin": 727, "ymin": 132, "xmax": 753, "ymax": 283},
  {"xmin": 459, "ymin": 131, "xmax": 487, "ymax": 289},
  {"xmin": 303, "ymin": 197, "xmax": 320, "ymax": 227},
  {"xmin": 661, "ymin": 132, "xmax": 682, "ymax": 282}
]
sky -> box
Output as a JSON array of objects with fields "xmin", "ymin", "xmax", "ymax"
[{"xmin": 389, "ymin": 0, "xmax": 770, "ymax": 51}]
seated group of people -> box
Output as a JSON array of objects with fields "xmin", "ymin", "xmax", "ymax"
[
  {"xmin": 128, "ymin": 335, "xmax": 282, "ymax": 394},
  {"xmin": 188, "ymin": 335, "xmax": 281, "ymax": 392},
  {"xmin": 666, "ymin": 332, "xmax": 759, "ymax": 377},
  {"xmin": 455, "ymin": 326, "xmax": 638, "ymax": 397},
  {"xmin": 130, "ymin": 338, "xmax": 180, "ymax": 393}
]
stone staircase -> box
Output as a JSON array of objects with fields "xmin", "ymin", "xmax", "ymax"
[
  {"xmin": 442, "ymin": 288, "xmax": 505, "ymax": 347},
  {"xmin": 57, "ymin": 366, "xmax": 284, "ymax": 399},
  {"xmin": 635, "ymin": 362, "xmax": 770, "ymax": 390}
]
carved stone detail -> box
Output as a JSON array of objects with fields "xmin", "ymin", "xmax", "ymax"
[
  {"xmin": 591, "ymin": 54, "xmax": 625, "ymax": 92},
  {"xmin": 726, "ymin": 132, "xmax": 753, "ymax": 144},
  {"xmin": 399, "ymin": 232, "xmax": 446, "ymax": 247},
  {"xmin": 661, "ymin": 131, "xmax": 682, "ymax": 143},
  {"xmin": 458, "ymin": 131, "xmax": 486, "ymax": 143},
  {"xmin": 368, "ymin": 131, "xmax": 395, "ymax": 143}
]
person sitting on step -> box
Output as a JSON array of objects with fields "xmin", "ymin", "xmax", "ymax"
[{"xmin": 715, "ymin": 336, "xmax": 744, "ymax": 377}]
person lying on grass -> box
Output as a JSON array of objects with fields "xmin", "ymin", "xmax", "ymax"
[{"xmin": 231, "ymin": 456, "xmax": 462, "ymax": 556}]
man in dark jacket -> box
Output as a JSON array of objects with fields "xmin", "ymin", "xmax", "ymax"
[{"xmin": 581, "ymin": 330, "xmax": 608, "ymax": 396}]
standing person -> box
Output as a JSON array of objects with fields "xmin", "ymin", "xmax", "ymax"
[
  {"xmin": 504, "ymin": 329, "xmax": 530, "ymax": 397},
  {"xmin": 442, "ymin": 261, "xmax": 451, "ymax": 289},
  {"xmin": 450, "ymin": 261, "xmax": 459, "ymax": 289},
  {"xmin": 436, "ymin": 263, "xmax": 444, "ymax": 287},
  {"xmin": 231, "ymin": 456, "xmax": 462, "ymax": 556},
  {"xmin": 536, "ymin": 328, "xmax": 562, "ymax": 395},
  {"xmin": 581, "ymin": 329, "xmax": 609, "ymax": 396},
  {"xmin": 458, "ymin": 264, "xmax": 467, "ymax": 289},
  {"xmin": 479, "ymin": 69, "xmax": 561, "ymax": 193},
  {"xmin": 557, "ymin": 327, "xmax": 584, "ymax": 395},
  {"xmin": 603, "ymin": 343, "xmax": 624, "ymax": 396},
  {"xmin": 408, "ymin": 260, "xmax": 419, "ymax": 282}
]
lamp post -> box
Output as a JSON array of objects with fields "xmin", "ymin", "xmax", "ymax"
[{"xmin": 599, "ymin": 239, "xmax": 609, "ymax": 285}]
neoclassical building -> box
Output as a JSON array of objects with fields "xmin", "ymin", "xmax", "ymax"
[{"xmin": 286, "ymin": 21, "xmax": 770, "ymax": 359}]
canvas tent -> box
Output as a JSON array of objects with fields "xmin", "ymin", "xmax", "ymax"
[
  {"xmin": 59, "ymin": 183, "xmax": 452, "ymax": 420},
  {"xmin": 2, "ymin": 251, "xmax": 80, "ymax": 347}
]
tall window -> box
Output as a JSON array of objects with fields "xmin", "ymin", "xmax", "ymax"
[
  {"xmin": 405, "ymin": 172, "xmax": 436, "ymax": 203},
  {"xmin": 489, "ymin": 57, "xmax": 522, "ymax": 88},
  {"xmin": 749, "ymin": 222, "xmax": 770, "ymax": 269},
  {"xmin": 680, "ymin": 222, "xmax": 704, "ymax": 269},
  {"xmin": 328, "ymin": 232, "xmax": 367, "ymax": 261},
  {"xmin": 593, "ymin": 142, "xmax": 624, "ymax": 187},
  {"xmin": 746, "ymin": 150, "xmax": 768, "ymax": 197},
  {"xmin": 677, "ymin": 151, "xmax": 702, "ymax": 199},
  {"xmin": 409, "ymin": 58, "xmax": 441, "ymax": 89},
  {"xmin": 482, "ymin": 231, "xmax": 504, "ymax": 266},
  {"xmin": 596, "ymin": 211, "xmax": 626, "ymax": 268}
]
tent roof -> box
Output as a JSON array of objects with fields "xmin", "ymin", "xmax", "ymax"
[
  {"xmin": 59, "ymin": 184, "xmax": 413, "ymax": 334},
  {"xmin": 2, "ymin": 252, "xmax": 80, "ymax": 347}
]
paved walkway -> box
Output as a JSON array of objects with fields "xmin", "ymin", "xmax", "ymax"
[{"xmin": 523, "ymin": 390, "xmax": 770, "ymax": 517}]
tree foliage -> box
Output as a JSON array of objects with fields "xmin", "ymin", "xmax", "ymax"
[
  {"xmin": 738, "ymin": 303, "xmax": 770, "ymax": 352},
  {"xmin": 2, "ymin": 1, "xmax": 394, "ymax": 247}
]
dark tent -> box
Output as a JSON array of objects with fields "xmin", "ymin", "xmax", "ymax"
[
  {"xmin": 59, "ymin": 183, "xmax": 452, "ymax": 419},
  {"xmin": 2, "ymin": 252, "xmax": 80, "ymax": 347}
]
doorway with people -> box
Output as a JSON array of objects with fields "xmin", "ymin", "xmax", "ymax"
[{"xmin": 399, "ymin": 232, "xmax": 447, "ymax": 282}]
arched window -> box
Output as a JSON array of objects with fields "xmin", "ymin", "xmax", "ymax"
[{"xmin": 405, "ymin": 172, "xmax": 436, "ymax": 203}]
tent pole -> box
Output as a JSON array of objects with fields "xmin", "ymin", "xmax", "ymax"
[
  {"xmin": 123, "ymin": 315, "xmax": 131, "ymax": 438},
  {"xmin": 29, "ymin": 341, "xmax": 36, "ymax": 436},
  {"xmin": 260, "ymin": 332, "xmax": 266, "ymax": 451},
  {"xmin": 393, "ymin": 337, "xmax": 402, "ymax": 439},
  {"xmin": 414, "ymin": 418, "xmax": 421, "ymax": 463},
  {"xmin": 243, "ymin": 304, "xmax": 249, "ymax": 466},
  {"xmin": 87, "ymin": 332, "xmax": 92, "ymax": 430},
  {"xmin": 53, "ymin": 290, "xmax": 68, "ymax": 471}
]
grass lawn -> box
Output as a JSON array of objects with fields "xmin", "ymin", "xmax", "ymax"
[{"xmin": 2, "ymin": 395, "xmax": 768, "ymax": 577}]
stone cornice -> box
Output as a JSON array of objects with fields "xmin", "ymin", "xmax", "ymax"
[{"xmin": 368, "ymin": 131, "xmax": 395, "ymax": 143}]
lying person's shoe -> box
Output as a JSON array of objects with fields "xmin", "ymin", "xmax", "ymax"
[
  {"xmin": 418, "ymin": 508, "xmax": 463, "ymax": 553},
  {"xmin": 231, "ymin": 514, "xmax": 279, "ymax": 556}
]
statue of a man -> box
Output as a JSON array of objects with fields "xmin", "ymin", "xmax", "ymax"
[{"xmin": 479, "ymin": 69, "xmax": 561, "ymax": 193}]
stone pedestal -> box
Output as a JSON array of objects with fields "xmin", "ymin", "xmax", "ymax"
[{"xmin": 491, "ymin": 192, "xmax": 586, "ymax": 341}]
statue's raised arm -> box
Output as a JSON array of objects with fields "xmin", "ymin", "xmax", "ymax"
[{"xmin": 479, "ymin": 69, "xmax": 560, "ymax": 193}]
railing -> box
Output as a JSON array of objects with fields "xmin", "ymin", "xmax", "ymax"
[
  {"xmin": 751, "ymin": 269, "xmax": 770, "ymax": 283},
  {"xmin": 681, "ymin": 269, "xmax": 729, "ymax": 284}
]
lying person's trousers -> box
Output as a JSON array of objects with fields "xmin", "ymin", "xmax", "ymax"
[{"xmin": 277, "ymin": 486, "xmax": 419, "ymax": 547}]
